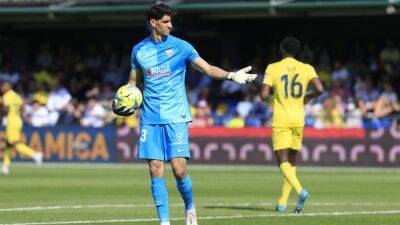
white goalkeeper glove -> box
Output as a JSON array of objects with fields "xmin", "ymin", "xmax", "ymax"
[{"xmin": 227, "ymin": 66, "xmax": 258, "ymax": 84}]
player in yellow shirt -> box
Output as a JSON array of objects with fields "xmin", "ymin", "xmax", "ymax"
[
  {"xmin": 1, "ymin": 80, "xmax": 43, "ymax": 175},
  {"xmin": 261, "ymin": 37, "xmax": 324, "ymax": 213}
]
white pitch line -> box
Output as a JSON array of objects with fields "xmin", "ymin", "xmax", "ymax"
[
  {"xmin": 1, "ymin": 202, "xmax": 400, "ymax": 212},
  {"xmin": 1, "ymin": 210, "xmax": 400, "ymax": 225},
  {"xmin": 0, "ymin": 204, "xmax": 152, "ymax": 212}
]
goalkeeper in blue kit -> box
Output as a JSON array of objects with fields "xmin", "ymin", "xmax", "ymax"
[{"xmin": 112, "ymin": 3, "xmax": 257, "ymax": 225}]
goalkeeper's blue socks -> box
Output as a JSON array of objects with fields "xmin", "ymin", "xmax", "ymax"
[
  {"xmin": 151, "ymin": 177, "xmax": 170, "ymax": 223},
  {"xmin": 176, "ymin": 175, "xmax": 194, "ymax": 211}
]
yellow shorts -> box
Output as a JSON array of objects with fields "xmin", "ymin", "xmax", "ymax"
[
  {"xmin": 272, "ymin": 127, "xmax": 303, "ymax": 151},
  {"xmin": 6, "ymin": 119, "xmax": 22, "ymax": 144}
]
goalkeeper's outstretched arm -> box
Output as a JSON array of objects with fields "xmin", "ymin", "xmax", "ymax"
[{"xmin": 191, "ymin": 57, "xmax": 257, "ymax": 85}]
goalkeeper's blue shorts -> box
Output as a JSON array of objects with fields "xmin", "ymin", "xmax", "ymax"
[{"xmin": 137, "ymin": 122, "xmax": 191, "ymax": 161}]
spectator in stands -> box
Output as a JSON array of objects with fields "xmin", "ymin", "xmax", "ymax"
[
  {"xmin": 3, "ymin": 35, "xmax": 400, "ymax": 129},
  {"xmin": 373, "ymin": 82, "xmax": 399, "ymax": 118},
  {"xmin": 102, "ymin": 99, "xmax": 116, "ymax": 125},
  {"xmin": 247, "ymin": 53, "xmax": 265, "ymax": 86},
  {"xmin": 236, "ymin": 96, "xmax": 253, "ymax": 118},
  {"xmin": 225, "ymin": 111, "xmax": 245, "ymax": 128},
  {"xmin": 74, "ymin": 102, "xmax": 86, "ymax": 123},
  {"xmin": 187, "ymin": 66, "xmax": 212, "ymax": 105},
  {"xmin": 80, "ymin": 99, "xmax": 107, "ymax": 127},
  {"xmin": 330, "ymin": 82, "xmax": 353, "ymax": 103},
  {"xmin": 103, "ymin": 64, "xmax": 125, "ymax": 88},
  {"xmin": 314, "ymin": 98, "xmax": 344, "ymax": 128},
  {"xmin": 85, "ymin": 82, "xmax": 101, "ymax": 99},
  {"xmin": 46, "ymin": 78, "xmax": 72, "ymax": 125},
  {"xmin": 331, "ymin": 60, "xmax": 350, "ymax": 86},
  {"xmin": 33, "ymin": 67, "xmax": 54, "ymax": 87},
  {"xmin": 191, "ymin": 86, "xmax": 210, "ymax": 107},
  {"xmin": 189, "ymin": 100, "xmax": 213, "ymax": 128},
  {"xmin": 344, "ymin": 98, "xmax": 363, "ymax": 128},
  {"xmin": 304, "ymin": 100, "xmax": 322, "ymax": 127},
  {"xmin": 316, "ymin": 64, "xmax": 331, "ymax": 89},
  {"xmin": 27, "ymin": 101, "xmax": 51, "ymax": 127},
  {"xmin": 249, "ymin": 95, "xmax": 270, "ymax": 124},
  {"xmin": 60, "ymin": 99, "xmax": 80, "ymax": 125},
  {"xmin": 220, "ymin": 58, "xmax": 242, "ymax": 100},
  {"xmin": 355, "ymin": 77, "xmax": 380, "ymax": 116},
  {"xmin": 0, "ymin": 63, "xmax": 20, "ymax": 85},
  {"xmin": 32, "ymin": 82, "xmax": 49, "ymax": 106},
  {"xmin": 221, "ymin": 78, "xmax": 242, "ymax": 100},
  {"xmin": 213, "ymin": 103, "xmax": 229, "ymax": 126},
  {"xmin": 99, "ymin": 82, "xmax": 116, "ymax": 102}
]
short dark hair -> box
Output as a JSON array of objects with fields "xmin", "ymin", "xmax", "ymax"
[
  {"xmin": 147, "ymin": 3, "xmax": 175, "ymax": 21},
  {"xmin": 280, "ymin": 36, "xmax": 301, "ymax": 56}
]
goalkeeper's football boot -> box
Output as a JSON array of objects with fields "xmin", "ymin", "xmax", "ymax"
[
  {"xmin": 293, "ymin": 189, "xmax": 309, "ymax": 214},
  {"xmin": 185, "ymin": 208, "xmax": 198, "ymax": 225},
  {"xmin": 275, "ymin": 204, "xmax": 286, "ymax": 213}
]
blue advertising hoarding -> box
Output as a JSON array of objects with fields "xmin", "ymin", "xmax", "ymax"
[
  {"xmin": 1, "ymin": 126, "xmax": 400, "ymax": 167},
  {"xmin": 0, "ymin": 125, "xmax": 115, "ymax": 162}
]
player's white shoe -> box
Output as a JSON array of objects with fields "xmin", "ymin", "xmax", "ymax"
[
  {"xmin": 185, "ymin": 208, "xmax": 198, "ymax": 225},
  {"xmin": 33, "ymin": 152, "xmax": 43, "ymax": 166},
  {"xmin": 1, "ymin": 166, "xmax": 9, "ymax": 175},
  {"xmin": 160, "ymin": 222, "xmax": 170, "ymax": 225}
]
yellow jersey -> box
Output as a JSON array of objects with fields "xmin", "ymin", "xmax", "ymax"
[
  {"xmin": 2, "ymin": 89, "xmax": 23, "ymax": 122},
  {"xmin": 263, "ymin": 57, "xmax": 318, "ymax": 127}
]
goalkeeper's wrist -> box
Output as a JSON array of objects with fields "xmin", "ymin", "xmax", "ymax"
[
  {"xmin": 127, "ymin": 81, "xmax": 136, "ymax": 86},
  {"xmin": 227, "ymin": 72, "xmax": 234, "ymax": 80}
]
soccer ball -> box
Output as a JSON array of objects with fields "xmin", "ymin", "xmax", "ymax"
[{"xmin": 114, "ymin": 84, "xmax": 142, "ymax": 110}]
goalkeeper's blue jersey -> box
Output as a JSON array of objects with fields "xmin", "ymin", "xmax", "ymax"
[{"xmin": 131, "ymin": 35, "xmax": 199, "ymax": 125}]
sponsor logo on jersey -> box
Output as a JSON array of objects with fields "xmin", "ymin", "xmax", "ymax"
[
  {"xmin": 165, "ymin": 49, "xmax": 174, "ymax": 57},
  {"xmin": 146, "ymin": 64, "xmax": 172, "ymax": 78}
]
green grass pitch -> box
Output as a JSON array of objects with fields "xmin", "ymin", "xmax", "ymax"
[{"xmin": 1, "ymin": 163, "xmax": 400, "ymax": 225}]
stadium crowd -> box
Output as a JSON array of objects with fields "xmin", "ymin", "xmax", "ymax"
[{"xmin": 0, "ymin": 40, "xmax": 399, "ymax": 128}]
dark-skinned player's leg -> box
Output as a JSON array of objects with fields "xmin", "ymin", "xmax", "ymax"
[
  {"xmin": 275, "ymin": 149, "xmax": 306, "ymax": 213},
  {"xmin": 288, "ymin": 149, "xmax": 309, "ymax": 213},
  {"xmin": 275, "ymin": 149, "xmax": 292, "ymax": 212},
  {"xmin": 291, "ymin": 126, "xmax": 310, "ymax": 214}
]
